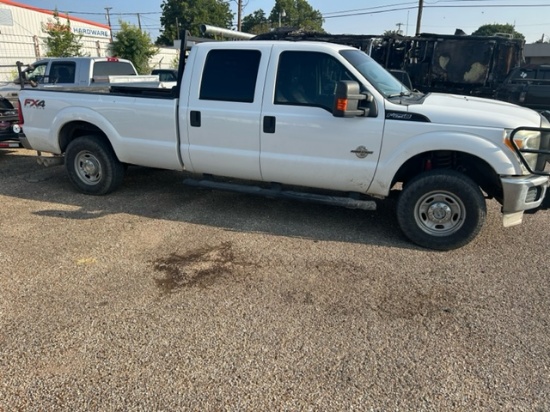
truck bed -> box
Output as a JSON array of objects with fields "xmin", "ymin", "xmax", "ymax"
[{"xmin": 19, "ymin": 87, "xmax": 182, "ymax": 170}]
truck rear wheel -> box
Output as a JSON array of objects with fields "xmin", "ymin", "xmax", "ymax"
[
  {"xmin": 65, "ymin": 135, "xmax": 125, "ymax": 195},
  {"xmin": 397, "ymin": 170, "xmax": 486, "ymax": 250}
]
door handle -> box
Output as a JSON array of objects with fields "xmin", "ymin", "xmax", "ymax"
[
  {"xmin": 190, "ymin": 110, "xmax": 201, "ymax": 127},
  {"xmin": 263, "ymin": 116, "xmax": 276, "ymax": 134}
]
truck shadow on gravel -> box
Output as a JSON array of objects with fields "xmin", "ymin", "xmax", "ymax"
[{"xmin": 0, "ymin": 149, "xmax": 416, "ymax": 250}]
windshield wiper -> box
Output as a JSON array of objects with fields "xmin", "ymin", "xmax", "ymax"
[{"xmin": 387, "ymin": 91, "xmax": 412, "ymax": 98}]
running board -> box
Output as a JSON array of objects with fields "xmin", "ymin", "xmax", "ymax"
[{"xmin": 183, "ymin": 178, "xmax": 377, "ymax": 211}]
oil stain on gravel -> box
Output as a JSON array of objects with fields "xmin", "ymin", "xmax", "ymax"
[{"xmin": 153, "ymin": 242, "xmax": 238, "ymax": 294}]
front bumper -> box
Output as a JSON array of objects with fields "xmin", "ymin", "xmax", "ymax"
[
  {"xmin": 500, "ymin": 174, "xmax": 548, "ymax": 227},
  {"xmin": 500, "ymin": 174, "xmax": 549, "ymax": 227}
]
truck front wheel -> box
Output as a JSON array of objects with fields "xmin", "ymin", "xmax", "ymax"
[
  {"xmin": 397, "ymin": 170, "xmax": 486, "ymax": 250},
  {"xmin": 65, "ymin": 135, "xmax": 125, "ymax": 195}
]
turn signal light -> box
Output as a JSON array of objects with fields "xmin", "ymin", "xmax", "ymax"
[{"xmin": 336, "ymin": 98, "xmax": 348, "ymax": 111}]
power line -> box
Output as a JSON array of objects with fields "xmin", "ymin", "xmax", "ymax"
[
  {"xmin": 322, "ymin": 2, "xmax": 418, "ymax": 16},
  {"xmin": 322, "ymin": 3, "xmax": 550, "ymax": 19}
]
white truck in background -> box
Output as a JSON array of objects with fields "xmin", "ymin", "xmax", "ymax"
[
  {"xmin": 0, "ymin": 56, "xmax": 173, "ymax": 109},
  {"xmin": 15, "ymin": 37, "xmax": 550, "ymax": 250}
]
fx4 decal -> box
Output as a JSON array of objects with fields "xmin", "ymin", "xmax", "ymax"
[{"xmin": 24, "ymin": 98, "xmax": 45, "ymax": 109}]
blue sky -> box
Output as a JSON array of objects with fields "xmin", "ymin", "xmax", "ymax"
[{"xmin": 18, "ymin": 0, "xmax": 550, "ymax": 43}]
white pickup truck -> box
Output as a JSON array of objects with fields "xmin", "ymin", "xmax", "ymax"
[{"xmin": 16, "ymin": 38, "xmax": 550, "ymax": 250}]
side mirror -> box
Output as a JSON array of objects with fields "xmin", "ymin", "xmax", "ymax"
[{"xmin": 332, "ymin": 81, "xmax": 376, "ymax": 118}]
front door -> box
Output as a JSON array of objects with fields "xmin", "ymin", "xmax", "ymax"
[{"xmin": 260, "ymin": 48, "xmax": 385, "ymax": 193}]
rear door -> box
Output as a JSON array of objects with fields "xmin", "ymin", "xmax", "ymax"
[
  {"xmin": 48, "ymin": 61, "xmax": 76, "ymax": 84},
  {"xmin": 259, "ymin": 46, "xmax": 385, "ymax": 193},
  {"xmin": 185, "ymin": 45, "xmax": 271, "ymax": 180}
]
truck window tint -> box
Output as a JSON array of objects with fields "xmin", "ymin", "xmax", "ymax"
[
  {"xmin": 275, "ymin": 51, "xmax": 355, "ymax": 111},
  {"xmin": 93, "ymin": 62, "xmax": 137, "ymax": 76},
  {"xmin": 514, "ymin": 70, "xmax": 535, "ymax": 81},
  {"xmin": 49, "ymin": 62, "xmax": 76, "ymax": 84},
  {"xmin": 200, "ymin": 50, "xmax": 261, "ymax": 103}
]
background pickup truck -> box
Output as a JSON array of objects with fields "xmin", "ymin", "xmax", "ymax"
[
  {"xmin": 16, "ymin": 36, "xmax": 550, "ymax": 250},
  {"xmin": 0, "ymin": 56, "xmax": 166, "ymax": 109},
  {"xmin": 495, "ymin": 64, "xmax": 550, "ymax": 113}
]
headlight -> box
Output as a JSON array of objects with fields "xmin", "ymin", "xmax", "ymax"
[{"xmin": 504, "ymin": 128, "xmax": 541, "ymax": 171}]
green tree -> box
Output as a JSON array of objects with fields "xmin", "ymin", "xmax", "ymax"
[
  {"xmin": 472, "ymin": 23, "xmax": 524, "ymax": 40},
  {"xmin": 157, "ymin": 0, "xmax": 233, "ymax": 45},
  {"xmin": 267, "ymin": 0, "xmax": 323, "ymax": 31},
  {"xmin": 111, "ymin": 21, "xmax": 158, "ymax": 74},
  {"xmin": 44, "ymin": 10, "xmax": 84, "ymax": 57},
  {"xmin": 241, "ymin": 9, "xmax": 270, "ymax": 34}
]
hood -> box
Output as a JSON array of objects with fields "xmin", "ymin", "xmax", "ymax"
[{"xmin": 400, "ymin": 93, "xmax": 542, "ymax": 129}]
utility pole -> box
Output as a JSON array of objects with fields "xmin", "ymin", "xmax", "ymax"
[
  {"xmin": 136, "ymin": 13, "xmax": 142, "ymax": 31},
  {"xmin": 237, "ymin": 0, "xmax": 242, "ymax": 31},
  {"xmin": 415, "ymin": 0, "xmax": 423, "ymax": 36},
  {"xmin": 396, "ymin": 22, "xmax": 404, "ymax": 35},
  {"xmin": 105, "ymin": 7, "xmax": 113, "ymax": 42}
]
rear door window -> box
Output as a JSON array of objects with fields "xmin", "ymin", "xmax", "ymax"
[
  {"xmin": 49, "ymin": 62, "xmax": 76, "ymax": 84},
  {"xmin": 199, "ymin": 49, "xmax": 261, "ymax": 103}
]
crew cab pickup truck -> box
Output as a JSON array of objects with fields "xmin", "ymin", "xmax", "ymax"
[
  {"xmin": 0, "ymin": 56, "xmax": 162, "ymax": 109},
  {"xmin": 16, "ymin": 38, "xmax": 550, "ymax": 250}
]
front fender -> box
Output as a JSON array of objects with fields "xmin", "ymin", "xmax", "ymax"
[{"xmin": 369, "ymin": 129, "xmax": 521, "ymax": 197}]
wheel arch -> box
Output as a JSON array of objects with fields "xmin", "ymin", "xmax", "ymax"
[
  {"xmin": 392, "ymin": 150, "xmax": 503, "ymax": 202},
  {"xmin": 58, "ymin": 121, "xmax": 110, "ymax": 152}
]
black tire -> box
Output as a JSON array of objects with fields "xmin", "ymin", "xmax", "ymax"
[
  {"xmin": 397, "ymin": 170, "xmax": 486, "ymax": 250},
  {"xmin": 65, "ymin": 135, "xmax": 125, "ymax": 195}
]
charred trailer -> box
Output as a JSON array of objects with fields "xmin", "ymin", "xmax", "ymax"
[{"xmin": 402, "ymin": 34, "xmax": 525, "ymax": 97}]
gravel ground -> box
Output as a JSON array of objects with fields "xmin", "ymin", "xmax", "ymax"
[{"xmin": 1, "ymin": 148, "xmax": 549, "ymax": 411}]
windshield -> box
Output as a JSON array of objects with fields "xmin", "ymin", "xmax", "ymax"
[
  {"xmin": 340, "ymin": 49, "xmax": 411, "ymax": 98},
  {"xmin": 24, "ymin": 63, "xmax": 47, "ymax": 84}
]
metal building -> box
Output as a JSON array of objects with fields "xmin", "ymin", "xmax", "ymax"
[{"xmin": 0, "ymin": 0, "xmax": 178, "ymax": 81}]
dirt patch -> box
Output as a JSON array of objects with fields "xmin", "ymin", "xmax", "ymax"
[{"xmin": 152, "ymin": 242, "xmax": 238, "ymax": 294}]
